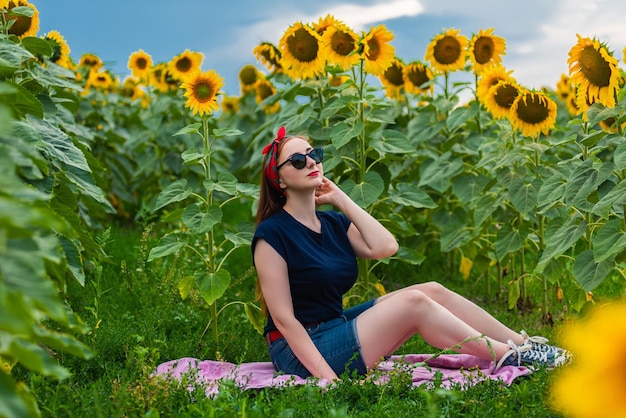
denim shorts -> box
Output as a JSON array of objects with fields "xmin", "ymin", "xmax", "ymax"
[{"xmin": 268, "ymin": 299, "xmax": 376, "ymax": 378}]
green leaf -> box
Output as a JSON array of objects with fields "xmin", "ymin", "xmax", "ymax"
[
  {"xmin": 573, "ymin": 249, "xmax": 613, "ymax": 291},
  {"xmin": 182, "ymin": 204, "xmax": 222, "ymax": 234},
  {"xmin": 212, "ymin": 128, "xmax": 244, "ymax": 137},
  {"xmin": 177, "ymin": 275, "xmax": 194, "ymax": 300},
  {"xmin": 195, "ymin": 269, "xmax": 231, "ymax": 306},
  {"xmin": 330, "ymin": 121, "xmax": 363, "ymax": 149},
  {"xmin": 592, "ymin": 179, "xmax": 626, "ymax": 217},
  {"xmin": 180, "ymin": 147, "xmax": 204, "ymax": 165},
  {"xmin": 418, "ymin": 153, "xmax": 463, "ymax": 194},
  {"xmin": 173, "ymin": 123, "xmax": 201, "ymax": 136},
  {"xmin": 342, "ymin": 171, "xmax": 384, "ymax": 208},
  {"xmin": 21, "ymin": 36, "xmax": 53, "ymax": 58},
  {"xmin": 389, "ymin": 183, "xmax": 437, "ymax": 209},
  {"xmin": 0, "ymin": 372, "xmax": 39, "ymax": 418},
  {"xmin": 3, "ymin": 335, "xmax": 70, "ymax": 379},
  {"xmin": 614, "ymin": 141, "xmax": 626, "ymax": 170},
  {"xmin": 147, "ymin": 235, "xmax": 184, "ymax": 261},
  {"xmin": 153, "ymin": 179, "xmax": 192, "ymax": 211},
  {"xmin": 495, "ymin": 224, "xmax": 525, "ymax": 262},
  {"xmin": 452, "ymin": 174, "xmax": 489, "ymax": 204},
  {"xmin": 592, "ymin": 218, "xmax": 626, "ymax": 263},
  {"xmin": 244, "ymin": 302, "xmax": 265, "ymax": 334},
  {"xmin": 214, "ymin": 172, "xmax": 238, "ymax": 196},
  {"xmin": 391, "ymin": 247, "xmax": 425, "ymax": 265},
  {"xmin": 3, "ymin": 81, "xmax": 43, "ymax": 118},
  {"xmin": 508, "ymin": 176, "xmax": 539, "ymax": 215},
  {"xmin": 446, "ymin": 105, "xmax": 477, "ymax": 132},
  {"xmin": 535, "ymin": 217, "xmax": 587, "ymax": 273},
  {"xmin": 370, "ymin": 129, "xmax": 416, "ymax": 155}
]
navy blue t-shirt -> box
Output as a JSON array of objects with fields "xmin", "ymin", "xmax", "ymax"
[{"xmin": 252, "ymin": 209, "xmax": 358, "ymax": 334}]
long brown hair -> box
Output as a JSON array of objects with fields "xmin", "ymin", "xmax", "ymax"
[{"xmin": 255, "ymin": 136, "xmax": 298, "ymax": 225}]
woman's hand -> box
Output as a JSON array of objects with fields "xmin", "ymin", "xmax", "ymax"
[{"xmin": 314, "ymin": 177, "xmax": 346, "ymax": 207}]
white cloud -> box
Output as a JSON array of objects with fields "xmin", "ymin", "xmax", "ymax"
[{"xmin": 314, "ymin": 0, "xmax": 425, "ymax": 31}]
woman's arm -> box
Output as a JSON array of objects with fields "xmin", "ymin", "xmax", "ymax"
[
  {"xmin": 315, "ymin": 177, "xmax": 398, "ymax": 259},
  {"xmin": 254, "ymin": 239, "xmax": 339, "ymax": 380}
]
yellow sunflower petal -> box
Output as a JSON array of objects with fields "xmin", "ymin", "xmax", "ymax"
[
  {"xmin": 425, "ymin": 28, "xmax": 468, "ymax": 74},
  {"xmin": 360, "ymin": 24, "xmax": 395, "ymax": 76},
  {"xmin": 509, "ymin": 90, "xmax": 557, "ymax": 137},
  {"xmin": 403, "ymin": 60, "xmax": 434, "ymax": 96},
  {"xmin": 2, "ymin": 0, "xmax": 39, "ymax": 38},
  {"xmin": 468, "ymin": 28, "xmax": 506, "ymax": 75},
  {"xmin": 279, "ymin": 21, "xmax": 326, "ymax": 80},
  {"xmin": 181, "ymin": 69, "xmax": 224, "ymax": 117},
  {"xmin": 168, "ymin": 49, "xmax": 203, "ymax": 82},
  {"xmin": 128, "ymin": 49, "xmax": 153, "ymax": 79},
  {"xmin": 321, "ymin": 25, "xmax": 360, "ymax": 71}
]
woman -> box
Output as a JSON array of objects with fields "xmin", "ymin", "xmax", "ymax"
[{"xmin": 252, "ymin": 127, "xmax": 569, "ymax": 381}]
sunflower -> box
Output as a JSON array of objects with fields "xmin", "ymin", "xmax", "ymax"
[
  {"xmin": 128, "ymin": 49, "xmax": 153, "ymax": 79},
  {"xmin": 360, "ymin": 24, "xmax": 395, "ymax": 76},
  {"xmin": 238, "ymin": 64, "xmax": 263, "ymax": 94},
  {"xmin": 119, "ymin": 76, "xmax": 145, "ymax": 101},
  {"xmin": 377, "ymin": 58, "xmax": 405, "ymax": 99},
  {"xmin": 255, "ymin": 78, "xmax": 279, "ymax": 114},
  {"xmin": 253, "ymin": 42, "xmax": 283, "ymax": 73},
  {"xmin": 403, "ymin": 60, "xmax": 434, "ymax": 96},
  {"xmin": 181, "ymin": 69, "xmax": 223, "ymax": 117},
  {"xmin": 568, "ymin": 34, "xmax": 620, "ymax": 110},
  {"xmin": 329, "ymin": 74, "xmax": 349, "ymax": 87},
  {"xmin": 483, "ymin": 79, "xmax": 521, "ymax": 120},
  {"xmin": 509, "ymin": 90, "xmax": 557, "ymax": 137},
  {"xmin": 85, "ymin": 70, "xmax": 115, "ymax": 93},
  {"xmin": 1, "ymin": 0, "xmax": 39, "ymax": 38},
  {"xmin": 312, "ymin": 14, "xmax": 343, "ymax": 36},
  {"xmin": 220, "ymin": 96, "xmax": 239, "ymax": 114},
  {"xmin": 476, "ymin": 64, "xmax": 516, "ymax": 106},
  {"xmin": 78, "ymin": 53, "xmax": 103, "ymax": 71},
  {"xmin": 425, "ymin": 28, "xmax": 468, "ymax": 74},
  {"xmin": 42, "ymin": 30, "xmax": 71, "ymax": 68},
  {"xmin": 168, "ymin": 49, "xmax": 203, "ymax": 82},
  {"xmin": 555, "ymin": 73, "xmax": 574, "ymax": 101},
  {"xmin": 279, "ymin": 21, "xmax": 326, "ymax": 80},
  {"xmin": 322, "ymin": 24, "xmax": 360, "ymax": 71},
  {"xmin": 150, "ymin": 62, "xmax": 178, "ymax": 93},
  {"xmin": 468, "ymin": 28, "xmax": 506, "ymax": 75},
  {"xmin": 551, "ymin": 300, "xmax": 626, "ymax": 418},
  {"xmin": 565, "ymin": 90, "xmax": 579, "ymax": 117}
]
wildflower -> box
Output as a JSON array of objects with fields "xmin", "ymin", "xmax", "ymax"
[
  {"xmin": 322, "ymin": 24, "xmax": 360, "ymax": 71},
  {"xmin": 378, "ymin": 58, "xmax": 405, "ymax": 99},
  {"xmin": 1, "ymin": 0, "xmax": 39, "ymax": 38},
  {"xmin": 551, "ymin": 300, "xmax": 626, "ymax": 418},
  {"xmin": 255, "ymin": 78, "xmax": 279, "ymax": 114},
  {"xmin": 360, "ymin": 24, "xmax": 395, "ymax": 76},
  {"xmin": 181, "ymin": 69, "xmax": 223, "ymax": 117},
  {"xmin": 468, "ymin": 28, "xmax": 506, "ymax": 75},
  {"xmin": 483, "ymin": 79, "xmax": 521, "ymax": 120},
  {"xmin": 79, "ymin": 53, "xmax": 103, "ymax": 71},
  {"xmin": 238, "ymin": 64, "xmax": 263, "ymax": 94},
  {"xmin": 568, "ymin": 35, "xmax": 620, "ymax": 116},
  {"xmin": 509, "ymin": 90, "xmax": 557, "ymax": 138},
  {"xmin": 42, "ymin": 30, "xmax": 71, "ymax": 68},
  {"xmin": 128, "ymin": 49, "xmax": 153, "ymax": 79},
  {"xmin": 168, "ymin": 49, "xmax": 203, "ymax": 82},
  {"xmin": 279, "ymin": 21, "xmax": 326, "ymax": 80},
  {"xmin": 253, "ymin": 42, "xmax": 282, "ymax": 73},
  {"xmin": 403, "ymin": 61, "xmax": 434, "ymax": 96},
  {"xmin": 425, "ymin": 28, "xmax": 468, "ymax": 74}
]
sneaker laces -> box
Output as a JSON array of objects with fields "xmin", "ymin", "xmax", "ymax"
[{"xmin": 495, "ymin": 340, "xmax": 532, "ymax": 370}]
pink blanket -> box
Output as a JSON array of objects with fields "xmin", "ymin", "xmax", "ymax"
[{"xmin": 153, "ymin": 354, "xmax": 532, "ymax": 397}]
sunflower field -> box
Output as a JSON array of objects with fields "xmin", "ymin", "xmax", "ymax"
[{"xmin": 2, "ymin": 1, "xmax": 626, "ymax": 416}]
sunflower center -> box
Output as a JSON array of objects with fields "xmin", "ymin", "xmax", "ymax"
[
  {"xmin": 48, "ymin": 40, "xmax": 62, "ymax": 63},
  {"xmin": 473, "ymin": 37, "xmax": 494, "ymax": 64},
  {"xmin": 7, "ymin": 15, "xmax": 32, "ymax": 37},
  {"xmin": 516, "ymin": 93, "xmax": 549, "ymax": 124},
  {"xmin": 331, "ymin": 31, "xmax": 355, "ymax": 56},
  {"xmin": 580, "ymin": 46, "xmax": 611, "ymax": 87},
  {"xmin": 407, "ymin": 66, "xmax": 430, "ymax": 88},
  {"xmin": 176, "ymin": 57, "xmax": 192, "ymax": 72},
  {"xmin": 494, "ymin": 83, "xmax": 519, "ymax": 109},
  {"xmin": 434, "ymin": 36, "xmax": 461, "ymax": 65},
  {"xmin": 257, "ymin": 83, "xmax": 273, "ymax": 100},
  {"xmin": 384, "ymin": 63, "xmax": 404, "ymax": 87},
  {"xmin": 366, "ymin": 37, "xmax": 381, "ymax": 61},
  {"xmin": 193, "ymin": 81, "xmax": 215, "ymax": 103},
  {"xmin": 239, "ymin": 66, "xmax": 258, "ymax": 86},
  {"xmin": 136, "ymin": 58, "xmax": 148, "ymax": 70},
  {"xmin": 287, "ymin": 28, "xmax": 319, "ymax": 63}
]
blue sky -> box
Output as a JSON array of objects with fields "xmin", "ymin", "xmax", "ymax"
[{"xmin": 36, "ymin": 0, "xmax": 626, "ymax": 97}]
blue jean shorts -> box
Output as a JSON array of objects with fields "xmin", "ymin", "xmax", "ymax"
[{"xmin": 267, "ymin": 299, "xmax": 376, "ymax": 378}]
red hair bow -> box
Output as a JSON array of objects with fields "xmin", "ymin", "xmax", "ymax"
[{"xmin": 262, "ymin": 126, "xmax": 287, "ymax": 193}]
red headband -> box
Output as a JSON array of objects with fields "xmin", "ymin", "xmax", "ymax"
[{"xmin": 262, "ymin": 126, "xmax": 287, "ymax": 193}]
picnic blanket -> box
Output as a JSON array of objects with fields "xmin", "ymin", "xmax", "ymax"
[{"xmin": 153, "ymin": 354, "xmax": 532, "ymax": 397}]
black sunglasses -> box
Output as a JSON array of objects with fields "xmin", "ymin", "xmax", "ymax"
[{"xmin": 277, "ymin": 148, "xmax": 324, "ymax": 170}]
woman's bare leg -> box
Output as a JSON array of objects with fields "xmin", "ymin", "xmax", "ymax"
[
  {"xmin": 377, "ymin": 281, "xmax": 524, "ymax": 345},
  {"xmin": 356, "ymin": 289, "xmax": 512, "ymax": 369}
]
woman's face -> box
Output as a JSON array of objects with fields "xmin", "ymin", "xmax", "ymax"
[{"xmin": 277, "ymin": 137, "xmax": 324, "ymax": 194}]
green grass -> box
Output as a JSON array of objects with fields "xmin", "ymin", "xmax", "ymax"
[{"xmin": 14, "ymin": 222, "xmax": 618, "ymax": 417}]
